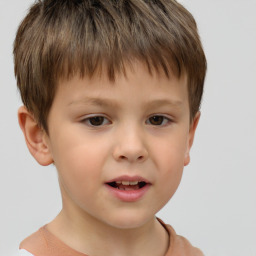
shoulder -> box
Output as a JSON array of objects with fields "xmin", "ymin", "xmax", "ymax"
[
  {"xmin": 172, "ymin": 232, "xmax": 204, "ymax": 256},
  {"xmin": 19, "ymin": 227, "xmax": 48, "ymax": 256},
  {"xmin": 168, "ymin": 225, "xmax": 204, "ymax": 256},
  {"xmin": 157, "ymin": 218, "xmax": 204, "ymax": 256}
]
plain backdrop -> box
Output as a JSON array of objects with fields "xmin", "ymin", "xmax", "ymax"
[{"xmin": 0, "ymin": 0, "xmax": 256, "ymax": 255}]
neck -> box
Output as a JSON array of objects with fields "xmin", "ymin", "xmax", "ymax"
[{"xmin": 47, "ymin": 209, "xmax": 169, "ymax": 256}]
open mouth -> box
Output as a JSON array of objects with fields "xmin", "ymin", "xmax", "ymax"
[{"xmin": 106, "ymin": 181, "xmax": 147, "ymax": 191}]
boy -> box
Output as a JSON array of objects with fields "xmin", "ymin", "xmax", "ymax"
[{"xmin": 14, "ymin": 0, "xmax": 206, "ymax": 255}]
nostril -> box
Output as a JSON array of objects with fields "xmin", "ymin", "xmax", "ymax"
[
  {"xmin": 119, "ymin": 155, "xmax": 145, "ymax": 161},
  {"xmin": 114, "ymin": 150, "xmax": 148, "ymax": 162}
]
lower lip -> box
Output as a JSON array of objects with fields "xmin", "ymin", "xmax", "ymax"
[{"xmin": 105, "ymin": 184, "xmax": 151, "ymax": 202}]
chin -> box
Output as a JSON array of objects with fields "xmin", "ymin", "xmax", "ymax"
[{"xmin": 104, "ymin": 211, "xmax": 155, "ymax": 230}]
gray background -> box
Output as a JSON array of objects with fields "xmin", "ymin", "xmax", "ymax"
[{"xmin": 0, "ymin": 0, "xmax": 256, "ymax": 255}]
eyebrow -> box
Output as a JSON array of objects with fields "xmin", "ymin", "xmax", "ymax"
[
  {"xmin": 68, "ymin": 97, "xmax": 120, "ymax": 108},
  {"xmin": 68, "ymin": 97, "xmax": 183, "ymax": 109},
  {"xmin": 144, "ymin": 99, "xmax": 183, "ymax": 109}
]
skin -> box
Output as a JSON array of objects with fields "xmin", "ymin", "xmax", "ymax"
[{"xmin": 18, "ymin": 62, "xmax": 200, "ymax": 256}]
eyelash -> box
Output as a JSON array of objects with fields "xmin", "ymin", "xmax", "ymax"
[
  {"xmin": 82, "ymin": 115, "xmax": 111, "ymax": 127},
  {"xmin": 81, "ymin": 115, "xmax": 172, "ymax": 127},
  {"xmin": 146, "ymin": 115, "xmax": 172, "ymax": 126}
]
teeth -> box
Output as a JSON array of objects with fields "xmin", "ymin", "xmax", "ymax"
[
  {"xmin": 129, "ymin": 181, "xmax": 139, "ymax": 185},
  {"xmin": 116, "ymin": 181, "xmax": 139, "ymax": 185},
  {"xmin": 121, "ymin": 181, "xmax": 130, "ymax": 185}
]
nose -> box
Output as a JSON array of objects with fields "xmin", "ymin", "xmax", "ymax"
[{"xmin": 112, "ymin": 125, "xmax": 149, "ymax": 163}]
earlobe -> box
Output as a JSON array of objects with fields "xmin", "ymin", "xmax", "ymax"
[
  {"xmin": 184, "ymin": 111, "xmax": 200, "ymax": 166},
  {"xmin": 18, "ymin": 106, "xmax": 53, "ymax": 166}
]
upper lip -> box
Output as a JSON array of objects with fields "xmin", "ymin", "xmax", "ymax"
[{"xmin": 105, "ymin": 175, "xmax": 151, "ymax": 184}]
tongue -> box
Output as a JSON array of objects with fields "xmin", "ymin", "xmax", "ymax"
[{"xmin": 117, "ymin": 184, "xmax": 140, "ymax": 190}]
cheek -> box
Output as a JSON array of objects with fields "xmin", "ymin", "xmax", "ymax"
[
  {"xmin": 155, "ymin": 149, "xmax": 184, "ymax": 207},
  {"xmin": 152, "ymin": 133, "xmax": 189, "ymax": 170},
  {"xmin": 50, "ymin": 133, "xmax": 109, "ymax": 192},
  {"xmin": 54, "ymin": 144, "xmax": 105, "ymax": 209},
  {"xmin": 159, "ymin": 152, "xmax": 184, "ymax": 194},
  {"xmin": 152, "ymin": 134, "xmax": 188, "ymax": 193}
]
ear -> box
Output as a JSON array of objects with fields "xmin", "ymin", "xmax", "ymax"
[
  {"xmin": 184, "ymin": 111, "xmax": 200, "ymax": 166},
  {"xmin": 18, "ymin": 106, "xmax": 53, "ymax": 166}
]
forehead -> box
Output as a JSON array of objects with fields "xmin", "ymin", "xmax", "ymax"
[{"xmin": 55, "ymin": 62, "xmax": 189, "ymax": 107}]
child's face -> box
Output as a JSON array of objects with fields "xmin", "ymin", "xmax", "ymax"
[{"xmin": 44, "ymin": 62, "xmax": 198, "ymax": 229}]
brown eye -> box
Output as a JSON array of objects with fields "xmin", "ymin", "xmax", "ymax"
[
  {"xmin": 87, "ymin": 116, "xmax": 106, "ymax": 126},
  {"xmin": 148, "ymin": 116, "xmax": 164, "ymax": 125},
  {"xmin": 147, "ymin": 115, "xmax": 171, "ymax": 126}
]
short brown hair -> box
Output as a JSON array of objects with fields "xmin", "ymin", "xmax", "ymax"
[{"xmin": 14, "ymin": 0, "xmax": 207, "ymax": 132}]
